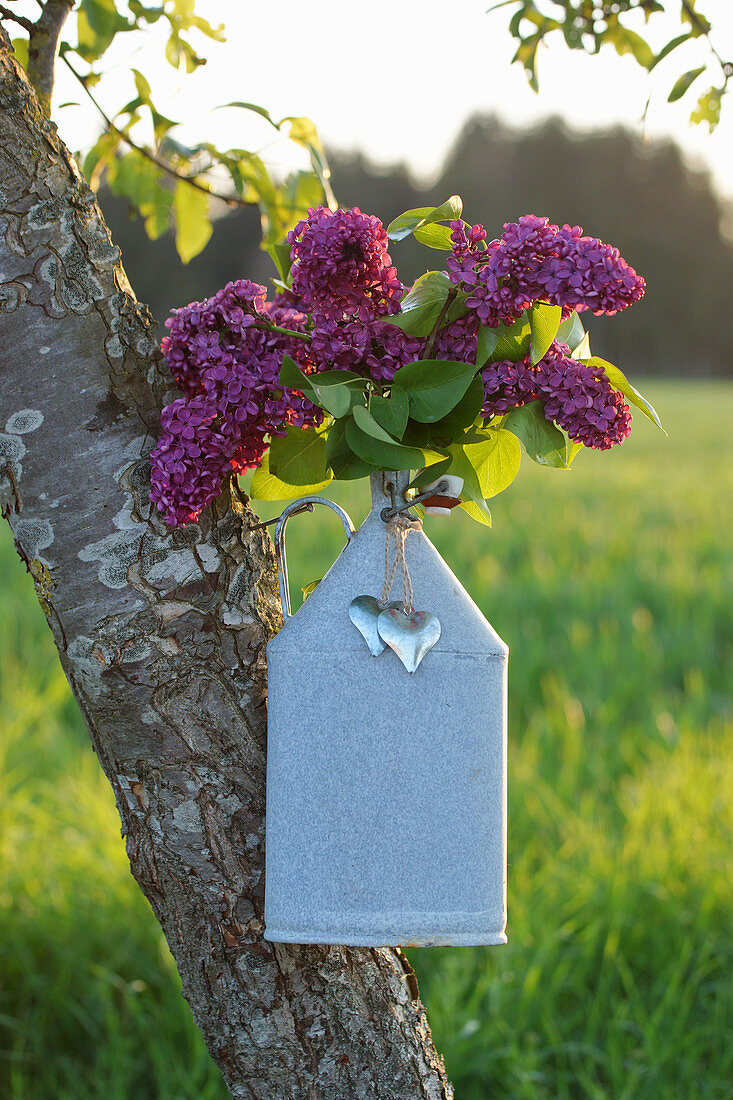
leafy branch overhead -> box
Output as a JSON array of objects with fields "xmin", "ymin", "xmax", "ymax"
[
  {"xmin": 7, "ymin": 0, "xmax": 335, "ymax": 263},
  {"xmin": 490, "ymin": 0, "xmax": 730, "ymax": 130}
]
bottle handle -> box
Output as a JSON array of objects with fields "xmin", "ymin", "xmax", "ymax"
[{"xmin": 274, "ymin": 497, "xmax": 355, "ymax": 619}]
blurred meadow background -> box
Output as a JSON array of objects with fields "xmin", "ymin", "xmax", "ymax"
[
  {"xmin": 2, "ymin": 378, "xmax": 732, "ymax": 1098},
  {"xmin": 2, "ymin": 4, "xmax": 733, "ymax": 1091}
]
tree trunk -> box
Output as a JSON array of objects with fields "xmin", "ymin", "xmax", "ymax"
[{"xmin": 0, "ymin": 33, "xmax": 452, "ymax": 1100}]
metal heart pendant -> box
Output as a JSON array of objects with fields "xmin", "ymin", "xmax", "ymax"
[
  {"xmin": 349, "ymin": 595, "xmax": 403, "ymax": 656},
  {"xmin": 377, "ymin": 608, "xmax": 442, "ymax": 673}
]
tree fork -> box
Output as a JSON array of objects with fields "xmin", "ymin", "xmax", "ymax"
[{"xmin": 0, "ymin": 29, "xmax": 452, "ymax": 1100}]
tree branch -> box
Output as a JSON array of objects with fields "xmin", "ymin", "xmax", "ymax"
[
  {"xmin": 61, "ymin": 53, "xmax": 254, "ymax": 208},
  {"xmin": 0, "ymin": 4, "xmax": 35, "ymax": 33},
  {"xmin": 26, "ymin": 0, "xmax": 72, "ymax": 115}
]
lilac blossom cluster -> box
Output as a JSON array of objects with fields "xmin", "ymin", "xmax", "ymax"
[
  {"xmin": 151, "ymin": 205, "xmax": 641, "ymax": 526},
  {"xmin": 150, "ymin": 210, "xmax": 419, "ymax": 525},
  {"xmin": 289, "ymin": 206, "xmax": 404, "ymax": 321},
  {"xmin": 447, "ymin": 215, "xmax": 645, "ymax": 327},
  {"xmin": 150, "ymin": 279, "xmax": 322, "ymax": 526},
  {"xmin": 481, "ymin": 342, "xmax": 632, "ymax": 450},
  {"xmin": 309, "ymin": 316, "xmax": 423, "ymax": 381}
]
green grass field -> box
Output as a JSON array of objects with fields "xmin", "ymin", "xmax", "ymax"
[{"xmin": 1, "ymin": 381, "xmax": 731, "ymax": 1099}]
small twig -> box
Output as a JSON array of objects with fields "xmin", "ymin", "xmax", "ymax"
[
  {"xmin": 421, "ymin": 288, "xmax": 457, "ymax": 359},
  {"xmin": 252, "ymin": 321, "xmax": 310, "ymax": 342},
  {"xmin": 0, "ymin": 4, "xmax": 35, "ymax": 32}
]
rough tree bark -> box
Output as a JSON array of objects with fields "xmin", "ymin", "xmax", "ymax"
[{"xmin": 0, "ymin": 33, "xmax": 453, "ymax": 1100}]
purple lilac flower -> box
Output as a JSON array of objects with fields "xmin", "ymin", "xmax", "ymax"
[
  {"xmin": 161, "ymin": 279, "xmax": 266, "ymax": 397},
  {"xmin": 534, "ymin": 343, "xmax": 632, "ymax": 448},
  {"xmin": 481, "ymin": 358, "xmax": 538, "ymax": 416},
  {"xmin": 363, "ymin": 321, "xmax": 424, "ymax": 382},
  {"xmin": 309, "ymin": 316, "xmax": 424, "ymax": 382},
  {"xmin": 432, "ymin": 314, "xmax": 479, "ymax": 364},
  {"xmin": 288, "ymin": 206, "xmax": 404, "ymax": 321},
  {"xmin": 535, "ymin": 224, "xmax": 646, "ymax": 316},
  {"xmin": 309, "ymin": 315, "xmax": 371, "ymax": 373},
  {"xmin": 149, "ymin": 395, "xmax": 242, "ymax": 527},
  {"xmin": 150, "ymin": 282, "xmax": 322, "ymax": 526},
  {"xmin": 448, "ymin": 215, "xmax": 645, "ymax": 327},
  {"xmin": 480, "ymin": 341, "xmax": 631, "ymax": 449}
]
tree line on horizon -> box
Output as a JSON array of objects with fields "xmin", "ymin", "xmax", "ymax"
[{"xmin": 102, "ymin": 114, "xmax": 733, "ymax": 379}]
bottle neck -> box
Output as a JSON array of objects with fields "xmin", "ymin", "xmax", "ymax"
[{"xmin": 368, "ymin": 471, "xmax": 411, "ymax": 518}]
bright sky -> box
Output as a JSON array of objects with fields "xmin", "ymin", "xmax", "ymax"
[{"xmin": 14, "ymin": 0, "xmax": 733, "ymax": 199}]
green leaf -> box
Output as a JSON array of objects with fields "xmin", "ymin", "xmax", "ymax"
[
  {"xmin": 567, "ymin": 439, "xmax": 584, "ymax": 464},
  {"xmin": 411, "ymin": 456, "xmax": 452, "ymax": 490},
  {"xmin": 283, "ymin": 115, "xmax": 321, "ymax": 149},
  {"xmin": 267, "ymin": 242, "xmax": 292, "ymax": 283},
  {"xmin": 143, "ymin": 188, "xmax": 173, "ymax": 240},
  {"xmin": 445, "ymin": 445, "xmax": 492, "ymax": 526},
  {"xmin": 387, "ymin": 271, "xmax": 466, "ymax": 337},
  {"xmin": 250, "ymin": 449, "xmax": 331, "ymax": 501},
  {"xmin": 347, "ymin": 411, "xmax": 428, "ymax": 471},
  {"xmin": 325, "ymin": 417, "xmax": 377, "ymax": 480},
  {"xmin": 11, "ymin": 38, "xmax": 28, "ymax": 70},
  {"xmin": 370, "ymin": 391, "xmax": 409, "ymax": 440},
  {"xmin": 648, "ymin": 32, "xmax": 693, "ymax": 72},
  {"xmin": 82, "ymin": 130, "xmax": 120, "ymax": 189},
  {"xmin": 556, "ymin": 310, "xmax": 585, "ymax": 351},
  {"xmin": 77, "ymin": 0, "xmax": 128, "ymax": 62},
  {"xmin": 269, "ymin": 424, "xmax": 330, "ymax": 486},
  {"xmin": 513, "ymin": 32, "xmax": 542, "ymax": 92},
  {"xmin": 668, "ymin": 66, "xmax": 706, "ymax": 102},
  {"xmin": 132, "ymin": 67, "xmax": 152, "ymax": 103},
  {"xmin": 681, "ymin": 3, "xmax": 711, "ymax": 36},
  {"xmin": 529, "ymin": 302, "xmax": 562, "ymax": 365},
  {"xmin": 690, "ymin": 87, "xmax": 723, "ymax": 132},
  {"xmin": 107, "ymin": 150, "xmax": 161, "ymax": 205},
  {"xmin": 586, "ymin": 357, "xmax": 666, "ymax": 432},
  {"xmin": 476, "ymin": 325, "xmax": 500, "ymax": 368},
  {"xmin": 401, "ymin": 419, "xmax": 432, "ymax": 448},
  {"xmin": 413, "ymin": 223, "xmax": 455, "ymax": 250},
  {"xmin": 218, "ymin": 101, "xmax": 276, "ymax": 126},
  {"xmin": 572, "ymin": 331, "xmax": 591, "ymax": 359},
  {"xmin": 279, "ymin": 354, "xmax": 310, "ymax": 391},
  {"xmin": 466, "ymin": 429, "xmax": 522, "ymax": 498},
  {"xmin": 392, "ymin": 359, "xmax": 479, "ymax": 423},
  {"xmin": 301, "ymin": 578, "xmax": 322, "ymax": 601},
  {"xmin": 173, "ymin": 180, "xmax": 212, "ymax": 264},
  {"xmin": 386, "ymin": 196, "xmax": 462, "ymax": 242},
  {"xmin": 308, "ymin": 372, "xmax": 366, "ymax": 418},
  {"xmin": 428, "ymin": 376, "xmax": 484, "ymax": 444},
  {"xmin": 504, "ymin": 401, "xmax": 569, "ymax": 468},
  {"xmin": 485, "ymin": 314, "xmax": 531, "ymax": 364},
  {"xmin": 280, "ymin": 358, "xmax": 366, "ymax": 417},
  {"xmin": 604, "ymin": 20, "xmax": 654, "ymax": 68}
]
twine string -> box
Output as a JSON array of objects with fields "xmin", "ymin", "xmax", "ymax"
[{"xmin": 380, "ymin": 514, "xmax": 422, "ymax": 614}]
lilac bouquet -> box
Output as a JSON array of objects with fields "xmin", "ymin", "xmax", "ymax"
[{"xmin": 150, "ymin": 197, "xmax": 660, "ymax": 527}]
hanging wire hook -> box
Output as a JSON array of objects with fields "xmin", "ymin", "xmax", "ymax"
[
  {"xmin": 380, "ymin": 480, "xmax": 450, "ymax": 523},
  {"xmin": 272, "ymin": 497, "xmax": 355, "ymax": 618}
]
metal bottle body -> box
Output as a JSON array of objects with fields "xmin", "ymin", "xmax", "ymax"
[{"xmin": 264, "ymin": 473, "xmax": 508, "ymax": 947}]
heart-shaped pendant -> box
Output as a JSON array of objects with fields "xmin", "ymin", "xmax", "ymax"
[
  {"xmin": 349, "ymin": 595, "xmax": 403, "ymax": 656},
  {"xmin": 377, "ymin": 608, "xmax": 442, "ymax": 673}
]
